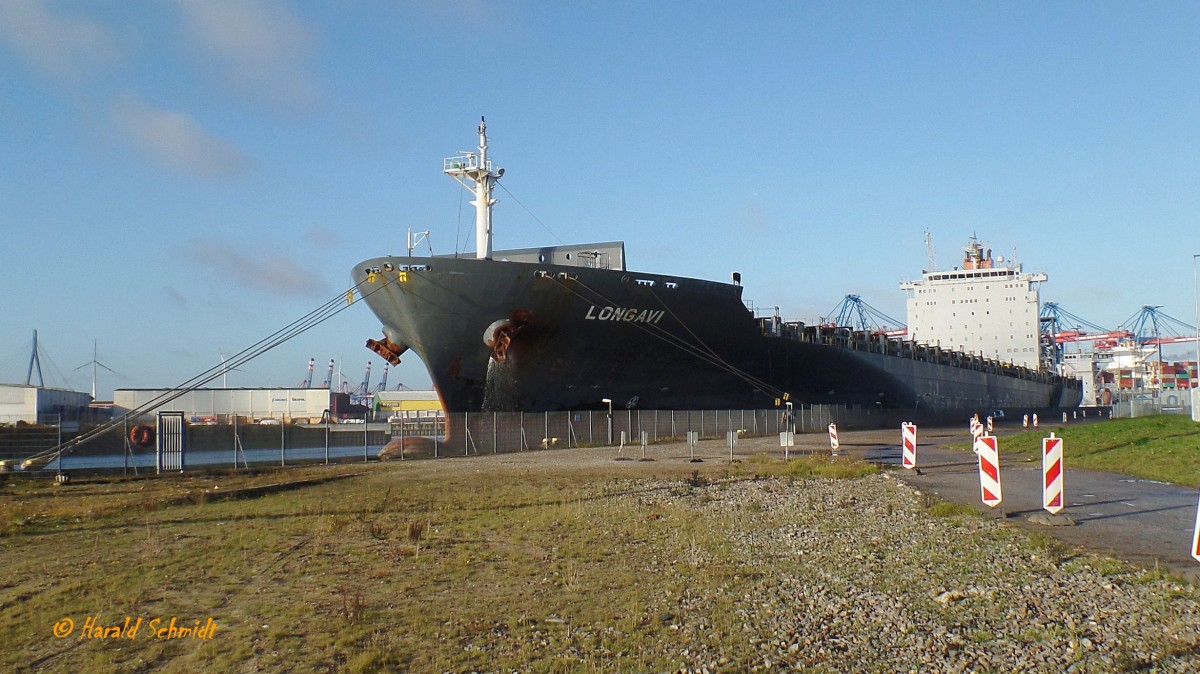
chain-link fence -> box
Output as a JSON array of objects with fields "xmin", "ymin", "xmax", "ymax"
[
  {"xmin": 3, "ymin": 401, "xmax": 1067, "ymax": 473},
  {"xmin": 450, "ymin": 407, "xmax": 844, "ymax": 455}
]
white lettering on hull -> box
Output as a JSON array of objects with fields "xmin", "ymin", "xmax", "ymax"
[{"xmin": 584, "ymin": 305, "xmax": 665, "ymax": 325}]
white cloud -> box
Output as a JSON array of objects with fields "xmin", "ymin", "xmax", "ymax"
[
  {"xmin": 305, "ymin": 225, "xmax": 343, "ymax": 249},
  {"xmin": 0, "ymin": 0, "xmax": 118, "ymax": 79},
  {"xmin": 110, "ymin": 93, "xmax": 248, "ymax": 179},
  {"xmin": 175, "ymin": 0, "xmax": 318, "ymax": 110},
  {"xmin": 187, "ymin": 240, "xmax": 331, "ymax": 299}
]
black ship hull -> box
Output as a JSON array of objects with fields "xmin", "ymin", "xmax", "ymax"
[{"xmin": 353, "ymin": 255, "xmax": 1082, "ymax": 416}]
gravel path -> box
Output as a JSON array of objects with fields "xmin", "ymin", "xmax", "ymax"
[
  {"xmin": 625, "ymin": 474, "xmax": 1200, "ymax": 673},
  {"xmin": 406, "ymin": 428, "xmax": 1200, "ymax": 672}
]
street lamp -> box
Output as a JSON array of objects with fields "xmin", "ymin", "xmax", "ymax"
[
  {"xmin": 601, "ymin": 398, "xmax": 613, "ymax": 445},
  {"xmin": 1192, "ymin": 254, "xmax": 1200, "ymax": 422}
]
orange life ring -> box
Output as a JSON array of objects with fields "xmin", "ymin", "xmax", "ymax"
[{"xmin": 129, "ymin": 424, "xmax": 155, "ymax": 448}]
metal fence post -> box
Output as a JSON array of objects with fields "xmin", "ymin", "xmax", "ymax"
[{"xmin": 232, "ymin": 414, "xmax": 238, "ymax": 470}]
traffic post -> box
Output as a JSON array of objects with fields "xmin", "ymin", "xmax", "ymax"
[
  {"xmin": 1192, "ymin": 486, "xmax": 1200, "ymax": 563},
  {"xmin": 970, "ymin": 418, "xmax": 983, "ymax": 451},
  {"xmin": 901, "ymin": 422, "xmax": 917, "ymax": 469},
  {"xmin": 975, "ymin": 435, "xmax": 1003, "ymax": 508},
  {"xmin": 828, "ymin": 423, "xmax": 839, "ymax": 451},
  {"xmin": 1042, "ymin": 432, "xmax": 1064, "ymax": 514}
]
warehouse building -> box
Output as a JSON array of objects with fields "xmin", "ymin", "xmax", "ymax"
[
  {"xmin": 373, "ymin": 390, "xmax": 443, "ymax": 420},
  {"xmin": 0, "ymin": 384, "xmax": 94, "ymax": 425},
  {"xmin": 113, "ymin": 388, "xmax": 335, "ymax": 424}
]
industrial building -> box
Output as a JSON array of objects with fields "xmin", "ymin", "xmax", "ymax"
[
  {"xmin": 114, "ymin": 388, "xmax": 336, "ymax": 424},
  {"xmin": 373, "ymin": 390, "xmax": 442, "ymax": 420},
  {"xmin": 0, "ymin": 384, "xmax": 94, "ymax": 425}
]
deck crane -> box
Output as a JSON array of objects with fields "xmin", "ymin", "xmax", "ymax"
[
  {"xmin": 320, "ymin": 359, "xmax": 334, "ymax": 389},
  {"xmin": 298, "ymin": 357, "xmax": 315, "ymax": 389},
  {"xmin": 821, "ymin": 295, "xmax": 907, "ymax": 337}
]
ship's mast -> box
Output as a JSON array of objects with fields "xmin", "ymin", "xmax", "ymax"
[{"xmin": 444, "ymin": 117, "xmax": 504, "ymax": 260}]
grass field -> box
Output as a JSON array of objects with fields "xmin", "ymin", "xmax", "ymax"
[
  {"xmin": 959, "ymin": 415, "xmax": 1200, "ymax": 487},
  {"xmin": 4, "ymin": 432, "xmax": 1198, "ymax": 672},
  {"xmin": 0, "ymin": 453, "xmax": 883, "ymax": 673}
]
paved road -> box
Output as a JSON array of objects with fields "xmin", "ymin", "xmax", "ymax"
[{"xmin": 828, "ymin": 425, "xmax": 1200, "ymax": 583}]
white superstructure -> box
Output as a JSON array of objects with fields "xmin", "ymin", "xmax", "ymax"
[{"xmin": 900, "ymin": 237, "xmax": 1046, "ymax": 371}]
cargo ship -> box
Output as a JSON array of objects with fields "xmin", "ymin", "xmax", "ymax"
[{"xmin": 353, "ymin": 120, "xmax": 1081, "ymax": 416}]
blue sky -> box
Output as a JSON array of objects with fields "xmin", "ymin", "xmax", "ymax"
[{"xmin": 2, "ymin": 0, "xmax": 1199, "ymax": 398}]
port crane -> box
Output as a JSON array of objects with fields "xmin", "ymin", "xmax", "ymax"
[
  {"xmin": 1118, "ymin": 305, "xmax": 1198, "ymax": 346},
  {"xmin": 821, "ymin": 295, "xmax": 907, "ymax": 337},
  {"xmin": 298, "ymin": 357, "xmax": 315, "ymax": 389},
  {"xmin": 1041, "ymin": 303, "xmax": 1196, "ymax": 349},
  {"xmin": 1039, "ymin": 303, "xmax": 1134, "ymax": 351},
  {"xmin": 374, "ymin": 364, "xmax": 389, "ymax": 393},
  {"xmin": 356, "ymin": 362, "xmax": 372, "ymax": 396},
  {"xmin": 320, "ymin": 359, "xmax": 334, "ymax": 389}
]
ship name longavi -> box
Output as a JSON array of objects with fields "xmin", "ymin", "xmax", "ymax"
[{"xmin": 584, "ymin": 305, "xmax": 665, "ymax": 324}]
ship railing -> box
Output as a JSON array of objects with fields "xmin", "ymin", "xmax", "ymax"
[
  {"xmin": 443, "ymin": 154, "xmax": 492, "ymax": 173},
  {"xmin": 772, "ymin": 322, "xmax": 1068, "ymax": 385},
  {"xmin": 575, "ymin": 251, "xmax": 612, "ymax": 270}
]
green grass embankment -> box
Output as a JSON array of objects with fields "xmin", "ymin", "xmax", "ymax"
[{"xmin": 975, "ymin": 415, "xmax": 1200, "ymax": 487}]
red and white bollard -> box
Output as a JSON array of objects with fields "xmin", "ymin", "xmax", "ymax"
[
  {"xmin": 1022, "ymin": 414, "xmax": 1029, "ymax": 428},
  {"xmin": 1192, "ymin": 486, "xmax": 1200, "ymax": 563},
  {"xmin": 1043, "ymin": 432, "xmax": 1064, "ymax": 514},
  {"xmin": 970, "ymin": 418, "xmax": 983, "ymax": 450},
  {"xmin": 828, "ymin": 423, "xmax": 839, "ymax": 451},
  {"xmin": 975, "ymin": 435, "xmax": 1003, "ymax": 508},
  {"xmin": 986, "ymin": 415, "xmax": 994, "ymax": 433},
  {"xmin": 901, "ymin": 422, "xmax": 917, "ymax": 469},
  {"xmin": 1032, "ymin": 413, "xmax": 1039, "ymax": 428}
]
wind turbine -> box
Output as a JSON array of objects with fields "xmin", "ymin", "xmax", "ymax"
[
  {"xmin": 332, "ymin": 359, "xmax": 350, "ymax": 393},
  {"xmin": 73, "ymin": 339, "xmax": 117, "ymax": 400},
  {"xmin": 218, "ymin": 351, "xmax": 242, "ymax": 388}
]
